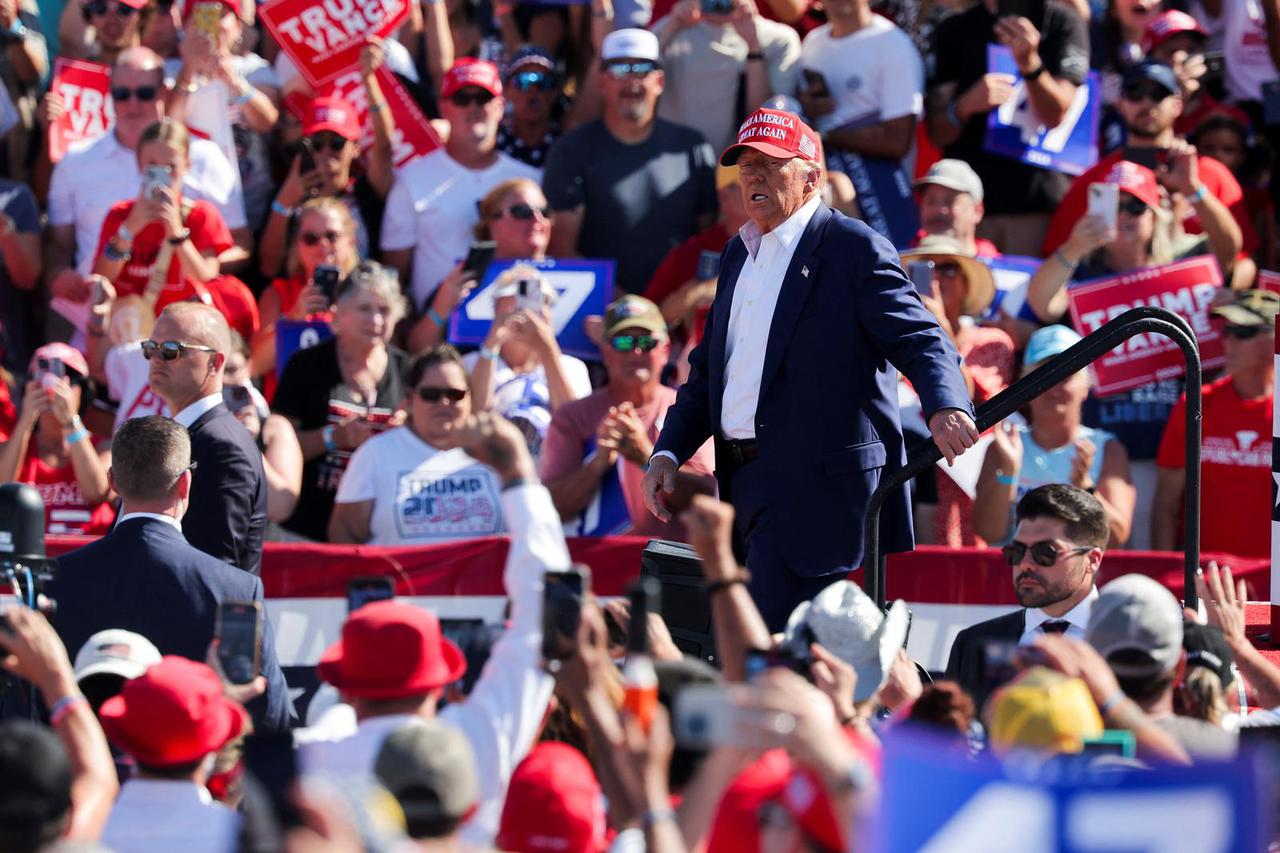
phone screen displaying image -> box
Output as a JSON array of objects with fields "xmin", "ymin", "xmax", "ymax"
[{"xmin": 217, "ymin": 602, "xmax": 262, "ymax": 685}]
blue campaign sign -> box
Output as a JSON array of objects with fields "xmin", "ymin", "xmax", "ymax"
[
  {"xmin": 563, "ymin": 438, "xmax": 632, "ymax": 537},
  {"xmin": 984, "ymin": 45, "xmax": 1101, "ymax": 176},
  {"xmin": 981, "ymin": 254, "xmax": 1043, "ymax": 323},
  {"xmin": 448, "ymin": 258, "xmax": 613, "ymax": 361},
  {"xmin": 877, "ymin": 728, "xmax": 1270, "ymax": 853},
  {"xmin": 276, "ymin": 319, "xmax": 334, "ymax": 378},
  {"xmin": 826, "ymin": 147, "xmax": 919, "ymax": 249}
]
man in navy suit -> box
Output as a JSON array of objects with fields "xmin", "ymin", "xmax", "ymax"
[
  {"xmin": 644, "ymin": 108, "xmax": 979, "ymax": 629},
  {"xmin": 147, "ymin": 302, "xmax": 266, "ymax": 575},
  {"xmin": 49, "ymin": 416, "xmax": 291, "ymax": 729}
]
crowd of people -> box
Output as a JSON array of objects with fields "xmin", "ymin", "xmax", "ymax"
[{"xmin": 0, "ymin": 0, "xmax": 1278, "ymax": 847}]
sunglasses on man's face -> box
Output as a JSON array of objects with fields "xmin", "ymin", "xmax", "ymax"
[
  {"xmin": 306, "ymin": 134, "xmax": 348, "ymax": 154},
  {"xmin": 1222, "ymin": 323, "xmax": 1267, "ymax": 340},
  {"xmin": 604, "ymin": 60, "xmax": 659, "ymax": 79},
  {"xmin": 416, "ymin": 386, "xmax": 468, "ymax": 404},
  {"xmin": 299, "ymin": 230, "xmax": 341, "ymax": 247},
  {"xmin": 86, "ymin": 1, "xmax": 138, "ymax": 16},
  {"xmin": 141, "ymin": 339, "xmax": 218, "ymax": 361},
  {"xmin": 111, "ymin": 85, "xmax": 159, "ymax": 103},
  {"xmin": 610, "ymin": 334, "xmax": 660, "ymax": 353},
  {"xmin": 1118, "ymin": 197, "xmax": 1150, "ymax": 216},
  {"xmin": 448, "ymin": 90, "xmax": 496, "ymax": 108},
  {"xmin": 511, "ymin": 70, "xmax": 556, "ymax": 92},
  {"xmin": 1001, "ymin": 540, "xmax": 1092, "ymax": 567},
  {"xmin": 501, "ymin": 203, "xmax": 549, "ymax": 222},
  {"xmin": 1121, "ymin": 84, "xmax": 1172, "ymax": 103}
]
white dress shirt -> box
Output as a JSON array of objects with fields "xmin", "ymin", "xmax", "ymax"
[
  {"xmin": 116, "ymin": 511, "xmax": 182, "ymax": 531},
  {"xmin": 1020, "ymin": 585, "xmax": 1099, "ymax": 645},
  {"xmin": 720, "ymin": 194, "xmax": 823, "ymax": 439},
  {"xmin": 101, "ymin": 779, "xmax": 240, "ymax": 853},
  {"xmin": 172, "ymin": 393, "xmax": 224, "ymax": 429}
]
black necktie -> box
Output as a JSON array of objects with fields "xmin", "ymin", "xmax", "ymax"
[{"xmin": 1041, "ymin": 620, "xmax": 1070, "ymax": 635}]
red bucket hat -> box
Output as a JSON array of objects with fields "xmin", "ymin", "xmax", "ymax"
[
  {"xmin": 441, "ymin": 58, "xmax": 503, "ymax": 99},
  {"xmin": 99, "ymin": 656, "xmax": 246, "ymax": 768},
  {"xmin": 1103, "ymin": 160, "xmax": 1162, "ymax": 209},
  {"xmin": 1142, "ymin": 10, "xmax": 1207, "ymax": 55},
  {"xmin": 317, "ymin": 600, "xmax": 466, "ymax": 699},
  {"xmin": 496, "ymin": 742, "xmax": 607, "ymax": 853},
  {"xmin": 720, "ymin": 108, "xmax": 821, "ymax": 167},
  {"xmin": 302, "ymin": 96, "xmax": 362, "ymax": 142}
]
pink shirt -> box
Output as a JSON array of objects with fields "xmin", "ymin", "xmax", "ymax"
[{"xmin": 541, "ymin": 387, "xmax": 715, "ymax": 541}]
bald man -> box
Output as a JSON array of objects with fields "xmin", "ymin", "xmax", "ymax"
[{"xmin": 148, "ymin": 303, "xmax": 266, "ymax": 574}]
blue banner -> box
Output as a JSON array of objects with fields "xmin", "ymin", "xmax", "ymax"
[
  {"xmin": 562, "ymin": 437, "xmax": 632, "ymax": 537},
  {"xmin": 981, "ymin": 254, "xmax": 1043, "ymax": 323},
  {"xmin": 984, "ymin": 45, "xmax": 1100, "ymax": 176},
  {"xmin": 876, "ymin": 727, "xmax": 1271, "ymax": 853},
  {"xmin": 448, "ymin": 258, "xmax": 613, "ymax": 361},
  {"xmin": 826, "ymin": 148, "xmax": 919, "ymax": 249},
  {"xmin": 276, "ymin": 319, "xmax": 334, "ymax": 378}
]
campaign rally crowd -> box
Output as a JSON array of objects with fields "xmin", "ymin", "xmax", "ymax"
[{"xmin": 1, "ymin": 0, "xmax": 1280, "ymax": 848}]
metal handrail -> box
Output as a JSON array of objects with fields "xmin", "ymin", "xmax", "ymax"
[{"xmin": 862, "ymin": 306, "xmax": 1202, "ymax": 609}]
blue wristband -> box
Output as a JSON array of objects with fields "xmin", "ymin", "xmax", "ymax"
[
  {"xmin": 65, "ymin": 427, "xmax": 90, "ymax": 445},
  {"xmin": 271, "ymin": 199, "xmax": 295, "ymax": 218},
  {"xmin": 994, "ymin": 472, "xmax": 1017, "ymax": 486},
  {"xmin": 427, "ymin": 306, "xmax": 448, "ymax": 327}
]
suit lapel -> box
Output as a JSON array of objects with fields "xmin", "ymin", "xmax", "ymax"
[
  {"xmin": 187, "ymin": 403, "xmax": 227, "ymax": 434},
  {"xmin": 758, "ymin": 205, "xmax": 830, "ymax": 398}
]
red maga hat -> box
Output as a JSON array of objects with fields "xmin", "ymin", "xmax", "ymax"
[
  {"xmin": 317, "ymin": 600, "xmax": 466, "ymax": 699},
  {"xmin": 496, "ymin": 742, "xmax": 607, "ymax": 853},
  {"xmin": 302, "ymin": 96, "xmax": 362, "ymax": 142},
  {"xmin": 442, "ymin": 58, "xmax": 503, "ymax": 99},
  {"xmin": 1103, "ymin": 160, "xmax": 1162, "ymax": 209},
  {"xmin": 99, "ymin": 656, "xmax": 246, "ymax": 768},
  {"xmin": 720, "ymin": 108, "xmax": 821, "ymax": 167},
  {"xmin": 1142, "ymin": 10, "xmax": 1207, "ymax": 55}
]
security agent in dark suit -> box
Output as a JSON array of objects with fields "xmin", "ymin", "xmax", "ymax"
[
  {"xmin": 643, "ymin": 107, "xmax": 980, "ymax": 631},
  {"xmin": 48, "ymin": 416, "xmax": 291, "ymax": 729},
  {"xmin": 944, "ymin": 484, "xmax": 1106, "ymax": 713},
  {"xmin": 147, "ymin": 302, "xmax": 266, "ymax": 575}
]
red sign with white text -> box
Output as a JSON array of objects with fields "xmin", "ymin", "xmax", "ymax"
[
  {"xmin": 259, "ymin": 0, "xmax": 411, "ymax": 89},
  {"xmin": 49, "ymin": 58, "xmax": 113, "ymax": 163},
  {"xmin": 1067, "ymin": 256, "xmax": 1224, "ymax": 395}
]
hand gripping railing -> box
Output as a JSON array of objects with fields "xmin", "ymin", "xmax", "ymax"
[{"xmin": 862, "ymin": 306, "xmax": 1202, "ymax": 610}]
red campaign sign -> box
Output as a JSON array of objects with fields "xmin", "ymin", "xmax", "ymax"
[
  {"xmin": 259, "ymin": 0, "xmax": 411, "ymax": 89},
  {"xmin": 49, "ymin": 58, "xmax": 113, "ymax": 163},
  {"xmin": 325, "ymin": 66, "xmax": 440, "ymax": 168},
  {"xmin": 1067, "ymin": 255, "xmax": 1224, "ymax": 395}
]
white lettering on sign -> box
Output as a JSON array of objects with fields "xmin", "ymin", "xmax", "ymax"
[
  {"xmin": 275, "ymin": 0, "xmax": 398, "ymax": 55},
  {"xmin": 1077, "ymin": 281, "xmax": 1217, "ymax": 348},
  {"xmin": 996, "ymin": 77, "xmax": 1089, "ymax": 154},
  {"xmin": 55, "ymin": 81, "xmax": 114, "ymax": 138}
]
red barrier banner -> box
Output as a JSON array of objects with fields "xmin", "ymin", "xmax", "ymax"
[
  {"xmin": 48, "ymin": 58, "xmax": 112, "ymax": 163},
  {"xmin": 1259, "ymin": 269, "xmax": 1280, "ymax": 294},
  {"xmin": 1067, "ymin": 255, "xmax": 1224, "ymax": 395},
  {"xmin": 259, "ymin": 0, "xmax": 411, "ymax": 89},
  {"xmin": 321, "ymin": 66, "xmax": 439, "ymax": 168}
]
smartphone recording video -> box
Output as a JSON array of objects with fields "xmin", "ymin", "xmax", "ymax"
[
  {"xmin": 216, "ymin": 601, "xmax": 263, "ymax": 685},
  {"xmin": 541, "ymin": 567, "xmax": 587, "ymax": 661}
]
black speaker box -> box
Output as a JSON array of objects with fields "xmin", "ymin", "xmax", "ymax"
[{"xmin": 639, "ymin": 539, "xmax": 717, "ymax": 665}]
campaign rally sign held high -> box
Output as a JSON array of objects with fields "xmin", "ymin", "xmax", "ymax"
[{"xmin": 260, "ymin": 0, "xmax": 411, "ymax": 89}]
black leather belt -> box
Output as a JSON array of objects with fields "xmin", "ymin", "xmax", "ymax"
[{"xmin": 719, "ymin": 437, "xmax": 759, "ymax": 466}]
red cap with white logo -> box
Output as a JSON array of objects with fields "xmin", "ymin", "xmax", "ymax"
[
  {"xmin": 1103, "ymin": 160, "xmax": 1162, "ymax": 209},
  {"xmin": 720, "ymin": 108, "xmax": 821, "ymax": 167},
  {"xmin": 302, "ymin": 96, "xmax": 362, "ymax": 141},
  {"xmin": 1141, "ymin": 10, "xmax": 1207, "ymax": 55},
  {"xmin": 442, "ymin": 58, "xmax": 504, "ymax": 99}
]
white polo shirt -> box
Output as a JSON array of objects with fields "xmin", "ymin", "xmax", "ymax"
[{"xmin": 101, "ymin": 779, "xmax": 240, "ymax": 853}]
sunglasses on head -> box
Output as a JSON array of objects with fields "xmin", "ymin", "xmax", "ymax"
[
  {"xmin": 448, "ymin": 90, "xmax": 496, "ymax": 108},
  {"xmin": 1001, "ymin": 540, "xmax": 1092, "ymax": 567},
  {"xmin": 501, "ymin": 203, "xmax": 549, "ymax": 221},
  {"xmin": 1222, "ymin": 323, "xmax": 1267, "ymax": 340},
  {"xmin": 111, "ymin": 85, "xmax": 159, "ymax": 103},
  {"xmin": 416, "ymin": 386, "xmax": 468, "ymax": 404},
  {"xmin": 141, "ymin": 339, "xmax": 218, "ymax": 361},
  {"xmin": 86, "ymin": 1, "xmax": 138, "ymax": 16},
  {"xmin": 610, "ymin": 334, "xmax": 660, "ymax": 353},
  {"xmin": 1121, "ymin": 84, "xmax": 1172, "ymax": 103},
  {"xmin": 511, "ymin": 70, "xmax": 556, "ymax": 92},
  {"xmin": 604, "ymin": 60, "xmax": 659, "ymax": 79},
  {"xmin": 299, "ymin": 230, "xmax": 341, "ymax": 246},
  {"xmin": 1119, "ymin": 197, "xmax": 1150, "ymax": 216}
]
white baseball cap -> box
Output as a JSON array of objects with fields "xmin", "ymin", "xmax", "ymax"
[
  {"xmin": 601, "ymin": 28, "xmax": 661, "ymax": 63},
  {"xmin": 74, "ymin": 629, "xmax": 162, "ymax": 683}
]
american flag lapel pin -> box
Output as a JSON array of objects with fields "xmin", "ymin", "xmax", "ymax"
[{"xmin": 801, "ymin": 265, "xmax": 810, "ymax": 278}]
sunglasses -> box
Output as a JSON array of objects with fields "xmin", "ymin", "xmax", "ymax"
[
  {"xmin": 416, "ymin": 386, "xmax": 468, "ymax": 404},
  {"xmin": 1001, "ymin": 540, "xmax": 1092, "ymax": 567},
  {"xmin": 1222, "ymin": 323, "xmax": 1267, "ymax": 340},
  {"xmin": 141, "ymin": 339, "xmax": 218, "ymax": 361},
  {"xmin": 501, "ymin": 203, "xmax": 549, "ymax": 221},
  {"xmin": 1119, "ymin": 197, "xmax": 1150, "ymax": 216},
  {"xmin": 305, "ymin": 134, "xmax": 348, "ymax": 154},
  {"xmin": 1121, "ymin": 84, "xmax": 1173, "ymax": 103},
  {"xmin": 299, "ymin": 230, "xmax": 341, "ymax": 246},
  {"xmin": 111, "ymin": 85, "xmax": 159, "ymax": 103},
  {"xmin": 511, "ymin": 70, "xmax": 556, "ymax": 92},
  {"xmin": 610, "ymin": 334, "xmax": 660, "ymax": 353},
  {"xmin": 86, "ymin": 1, "xmax": 138, "ymax": 16},
  {"xmin": 934, "ymin": 262, "xmax": 962, "ymax": 278},
  {"xmin": 448, "ymin": 90, "xmax": 496, "ymax": 108},
  {"xmin": 604, "ymin": 60, "xmax": 659, "ymax": 78}
]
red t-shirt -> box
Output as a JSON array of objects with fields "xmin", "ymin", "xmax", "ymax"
[
  {"xmin": 1156, "ymin": 375, "xmax": 1271, "ymax": 557},
  {"xmin": 0, "ymin": 380, "xmax": 16, "ymax": 443},
  {"xmin": 1175, "ymin": 95, "xmax": 1252, "ymax": 138},
  {"xmin": 93, "ymin": 199, "xmax": 235, "ymax": 312},
  {"xmin": 643, "ymin": 225, "xmax": 732, "ymax": 307},
  {"xmin": 1041, "ymin": 150, "xmax": 1259, "ymax": 258},
  {"xmin": 19, "ymin": 442, "xmax": 116, "ymax": 535}
]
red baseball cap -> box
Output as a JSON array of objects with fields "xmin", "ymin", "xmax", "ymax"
[
  {"xmin": 317, "ymin": 600, "xmax": 466, "ymax": 700},
  {"xmin": 32, "ymin": 342, "xmax": 89, "ymax": 379},
  {"xmin": 1142, "ymin": 10, "xmax": 1207, "ymax": 55},
  {"xmin": 496, "ymin": 743, "xmax": 607, "ymax": 853},
  {"xmin": 99, "ymin": 657, "xmax": 247, "ymax": 768},
  {"xmin": 302, "ymin": 96, "xmax": 362, "ymax": 142},
  {"xmin": 441, "ymin": 58, "xmax": 503, "ymax": 100},
  {"xmin": 1104, "ymin": 160, "xmax": 1162, "ymax": 209},
  {"xmin": 182, "ymin": 0, "xmax": 240, "ymax": 20},
  {"xmin": 720, "ymin": 108, "xmax": 821, "ymax": 167}
]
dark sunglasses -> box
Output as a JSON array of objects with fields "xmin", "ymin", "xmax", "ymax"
[
  {"xmin": 610, "ymin": 334, "xmax": 660, "ymax": 353},
  {"xmin": 141, "ymin": 339, "xmax": 218, "ymax": 361},
  {"xmin": 111, "ymin": 85, "xmax": 159, "ymax": 103},
  {"xmin": 511, "ymin": 70, "xmax": 556, "ymax": 92},
  {"xmin": 1121, "ymin": 84, "xmax": 1173, "ymax": 103},
  {"xmin": 448, "ymin": 90, "xmax": 496, "ymax": 108},
  {"xmin": 299, "ymin": 230, "xmax": 341, "ymax": 246},
  {"xmin": 501, "ymin": 203, "xmax": 549, "ymax": 221},
  {"xmin": 605, "ymin": 60, "xmax": 659, "ymax": 78},
  {"xmin": 935, "ymin": 262, "xmax": 962, "ymax": 278},
  {"xmin": 1119, "ymin": 197, "xmax": 1150, "ymax": 216},
  {"xmin": 1001, "ymin": 540, "xmax": 1092, "ymax": 567},
  {"xmin": 86, "ymin": 1, "xmax": 138, "ymax": 16},
  {"xmin": 416, "ymin": 386, "xmax": 468, "ymax": 404},
  {"xmin": 305, "ymin": 134, "xmax": 348, "ymax": 154},
  {"xmin": 1222, "ymin": 323, "xmax": 1267, "ymax": 340}
]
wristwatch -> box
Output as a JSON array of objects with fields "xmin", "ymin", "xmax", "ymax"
[
  {"xmin": 168, "ymin": 228, "xmax": 191, "ymax": 245},
  {"xmin": 115, "ymin": 222, "xmax": 133, "ymax": 245},
  {"xmin": 1022, "ymin": 64, "xmax": 1047, "ymax": 82}
]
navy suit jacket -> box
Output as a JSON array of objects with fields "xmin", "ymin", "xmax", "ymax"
[
  {"xmin": 49, "ymin": 517, "xmax": 292, "ymax": 729},
  {"xmin": 944, "ymin": 609, "xmax": 1026, "ymax": 713},
  {"xmin": 186, "ymin": 403, "xmax": 266, "ymax": 576},
  {"xmin": 654, "ymin": 203, "xmax": 974, "ymax": 577}
]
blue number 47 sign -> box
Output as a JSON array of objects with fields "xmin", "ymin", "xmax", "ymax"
[{"xmin": 983, "ymin": 45, "xmax": 1100, "ymax": 176}]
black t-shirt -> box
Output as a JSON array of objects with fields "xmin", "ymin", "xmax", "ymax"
[
  {"xmin": 542, "ymin": 118, "xmax": 718, "ymax": 295},
  {"xmin": 272, "ymin": 339, "xmax": 408, "ymax": 540},
  {"xmin": 929, "ymin": 1, "xmax": 1090, "ymax": 215}
]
